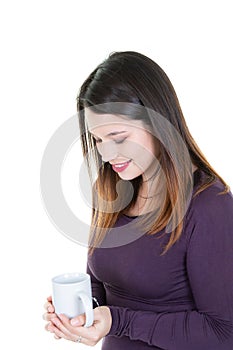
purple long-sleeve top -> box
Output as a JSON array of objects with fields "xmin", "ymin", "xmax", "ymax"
[{"xmin": 87, "ymin": 169, "xmax": 233, "ymax": 349}]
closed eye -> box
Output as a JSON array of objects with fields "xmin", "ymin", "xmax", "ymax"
[
  {"xmin": 94, "ymin": 137, "xmax": 127, "ymax": 144},
  {"xmin": 114, "ymin": 138, "xmax": 127, "ymax": 144}
]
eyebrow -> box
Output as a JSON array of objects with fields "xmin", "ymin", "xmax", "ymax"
[{"xmin": 89, "ymin": 131, "xmax": 127, "ymax": 138}]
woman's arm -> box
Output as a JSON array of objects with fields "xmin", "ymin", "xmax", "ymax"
[{"xmin": 107, "ymin": 190, "xmax": 233, "ymax": 349}]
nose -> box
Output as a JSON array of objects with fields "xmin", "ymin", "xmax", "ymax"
[{"xmin": 97, "ymin": 140, "xmax": 118, "ymax": 162}]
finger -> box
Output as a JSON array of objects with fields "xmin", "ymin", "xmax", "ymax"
[
  {"xmin": 44, "ymin": 301, "xmax": 50, "ymax": 309},
  {"xmin": 56, "ymin": 315, "xmax": 98, "ymax": 346},
  {"xmin": 44, "ymin": 301, "xmax": 55, "ymax": 313},
  {"xmin": 51, "ymin": 316, "xmax": 76, "ymax": 340},
  {"xmin": 43, "ymin": 312, "xmax": 57, "ymax": 322},
  {"xmin": 49, "ymin": 321, "xmax": 78, "ymax": 342},
  {"xmin": 47, "ymin": 296, "xmax": 52, "ymax": 302},
  {"xmin": 58, "ymin": 314, "xmax": 95, "ymax": 340},
  {"xmin": 70, "ymin": 313, "xmax": 86, "ymax": 326},
  {"xmin": 45, "ymin": 321, "xmax": 53, "ymax": 332},
  {"xmin": 54, "ymin": 334, "xmax": 61, "ymax": 340},
  {"xmin": 73, "ymin": 335, "xmax": 89, "ymax": 345}
]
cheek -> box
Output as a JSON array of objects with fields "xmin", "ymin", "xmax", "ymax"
[
  {"xmin": 133, "ymin": 153, "xmax": 155, "ymax": 172},
  {"xmin": 119, "ymin": 138, "xmax": 159, "ymax": 166},
  {"xmin": 117, "ymin": 162, "xmax": 144, "ymax": 180},
  {"xmin": 153, "ymin": 139, "xmax": 160, "ymax": 158},
  {"xmin": 145, "ymin": 134, "xmax": 160, "ymax": 157}
]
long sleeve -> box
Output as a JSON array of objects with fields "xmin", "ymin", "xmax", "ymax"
[
  {"xmin": 107, "ymin": 188, "xmax": 233, "ymax": 349},
  {"xmin": 86, "ymin": 260, "xmax": 106, "ymax": 307}
]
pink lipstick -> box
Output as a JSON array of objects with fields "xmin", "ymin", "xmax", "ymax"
[{"xmin": 111, "ymin": 160, "xmax": 131, "ymax": 173}]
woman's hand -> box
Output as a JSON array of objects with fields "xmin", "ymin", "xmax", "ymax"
[
  {"xmin": 43, "ymin": 296, "xmax": 62, "ymax": 339},
  {"xmin": 43, "ymin": 296, "xmax": 112, "ymax": 345}
]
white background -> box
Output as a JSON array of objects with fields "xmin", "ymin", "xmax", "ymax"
[{"xmin": 0, "ymin": 1, "xmax": 232, "ymax": 349}]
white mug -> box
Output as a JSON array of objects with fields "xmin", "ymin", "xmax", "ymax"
[{"xmin": 51, "ymin": 272, "xmax": 94, "ymax": 327}]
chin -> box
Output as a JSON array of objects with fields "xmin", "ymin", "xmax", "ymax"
[{"xmin": 118, "ymin": 170, "xmax": 143, "ymax": 181}]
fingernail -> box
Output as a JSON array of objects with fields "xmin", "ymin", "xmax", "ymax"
[{"xmin": 71, "ymin": 319, "xmax": 79, "ymax": 326}]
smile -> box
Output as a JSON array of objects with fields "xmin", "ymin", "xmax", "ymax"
[{"xmin": 111, "ymin": 160, "xmax": 132, "ymax": 172}]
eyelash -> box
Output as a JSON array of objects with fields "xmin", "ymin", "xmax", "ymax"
[{"xmin": 95, "ymin": 138, "xmax": 126, "ymax": 144}]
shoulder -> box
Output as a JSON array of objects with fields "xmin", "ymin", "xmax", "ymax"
[
  {"xmin": 191, "ymin": 177, "xmax": 233, "ymax": 217},
  {"xmin": 183, "ymin": 174, "xmax": 233, "ymax": 244}
]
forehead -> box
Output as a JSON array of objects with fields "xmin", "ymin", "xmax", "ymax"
[{"xmin": 84, "ymin": 108, "xmax": 146, "ymax": 133}]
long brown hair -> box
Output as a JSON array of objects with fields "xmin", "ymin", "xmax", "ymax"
[{"xmin": 77, "ymin": 51, "xmax": 229, "ymax": 254}]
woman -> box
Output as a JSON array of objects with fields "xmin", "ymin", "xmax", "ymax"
[{"xmin": 43, "ymin": 51, "xmax": 233, "ymax": 349}]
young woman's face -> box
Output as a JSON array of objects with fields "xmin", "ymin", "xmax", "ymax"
[{"xmin": 85, "ymin": 109, "xmax": 160, "ymax": 181}]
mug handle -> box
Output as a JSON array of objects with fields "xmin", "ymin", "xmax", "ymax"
[{"xmin": 78, "ymin": 292, "xmax": 94, "ymax": 327}]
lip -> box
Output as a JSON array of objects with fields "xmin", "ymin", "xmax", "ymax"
[{"xmin": 111, "ymin": 160, "xmax": 132, "ymax": 173}]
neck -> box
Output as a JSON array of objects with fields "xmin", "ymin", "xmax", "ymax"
[{"xmin": 126, "ymin": 163, "xmax": 198, "ymax": 217}]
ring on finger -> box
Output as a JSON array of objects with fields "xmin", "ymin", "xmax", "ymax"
[{"xmin": 76, "ymin": 335, "xmax": 82, "ymax": 343}]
